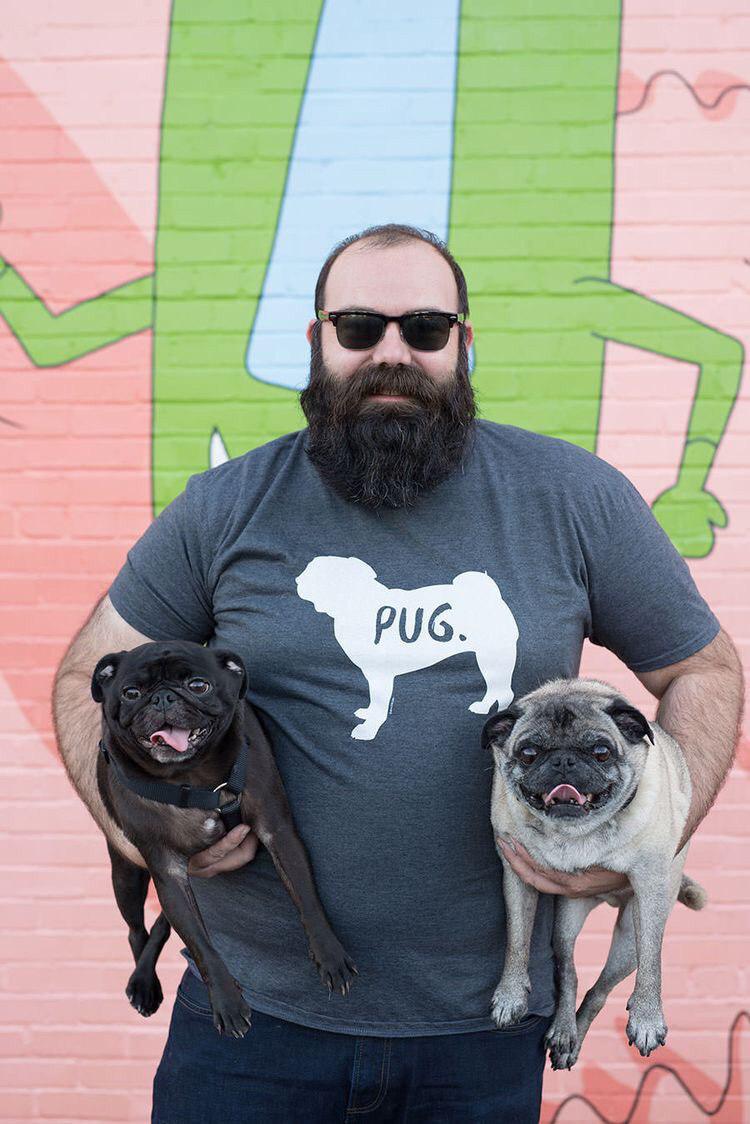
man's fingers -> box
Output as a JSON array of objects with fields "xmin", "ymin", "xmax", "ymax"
[
  {"xmin": 499, "ymin": 838, "xmax": 555, "ymax": 880},
  {"xmin": 189, "ymin": 835, "xmax": 259, "ymax": 878},
  {"xmin": 511, "ymin": 839, "xmax": 555, "ymax": 875},
  {"xmin": 190, "ymin": 823, "xmax": 251, "ymax": 867},
  {"xmin": 499, "ymin": 838, "xmax": 590, "ymax": 894},
  {"xmin": 188, "ymin": 838, "xmax": 258, "ymax": 878},
  {"xmin": 188, "ymin": 825, "xmax": 258, "ymax": 878},
  {"xmin": 499, "ymin": 840, "xmax": 629, "ymax": 897},
  {"xmin": 499, "ymin": 840, "xmax": 567, "ymax": 893}
]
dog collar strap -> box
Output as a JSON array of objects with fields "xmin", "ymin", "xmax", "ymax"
[
  {"xmin": 619, "ymin": 787, "xmax": 637, "ymax": 813},
  {"xmin": 99, "ymin": 738, "xmax": 248, "ymax": 829}
]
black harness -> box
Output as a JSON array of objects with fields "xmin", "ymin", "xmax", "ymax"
[{"xmin": 98, "ymin": 737, "xmax": 248, "ymax": 832}]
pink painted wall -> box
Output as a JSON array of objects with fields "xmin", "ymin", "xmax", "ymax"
[{"xmin": 0, "ymin": 3, "xmax": 748, "ymax": 1120}]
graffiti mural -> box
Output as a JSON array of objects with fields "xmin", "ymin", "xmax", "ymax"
[
  {"xmin": 1, "ymin": 1, "xmax": 744, "ymax": 552},
  {"xmin": 0, "ymin": 1, "xmax": 748, "ymax": 1120}
]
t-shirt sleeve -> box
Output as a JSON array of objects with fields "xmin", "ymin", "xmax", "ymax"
[
  {"xmin": 108, "ymin": 474, "xmax": 215, "ymax": 643},
  {"xmin": 580, "ymin": 463, "xmax": 720, "ymax": 672}
]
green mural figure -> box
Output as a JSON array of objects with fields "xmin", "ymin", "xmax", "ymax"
[
  {"xmin": 0, "ymin": 0, "xmax": 743, "ymax": 558},
  {"xmin": 0, "ymin": 1, "xmax": 319, "ymax": 511},
  {"xmin": 449, "ymin": 0, "xmax": 743, "ymax": 558}
]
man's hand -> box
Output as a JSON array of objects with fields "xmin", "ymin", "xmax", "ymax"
[
  {"xmin": 188, "ymin": 824, "xmax": 260, "ymax": 878},
  {"xmin": 497, "ymin": 837, "xmax": 629, "ymax": 898}
]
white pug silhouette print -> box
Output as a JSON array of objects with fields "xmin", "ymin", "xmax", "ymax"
[{"xmin": 295, "ymin": 557, "xmax": 519, "ymax": 741}]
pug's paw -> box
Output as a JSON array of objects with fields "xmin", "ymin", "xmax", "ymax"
[
  {"xmin": 545, "ymin": 1021, "xmax": 580, "ymax": 1069},
  {"xmin": 126, "ymin": 969, "xmax": 163, "ymax": 1017},
  {"xmin": 491, "ymin": 979, "xmax": 529, "ymax": 1027},
  {"xmin": 626, "ymin": 999, "xmax": 667, "ymax": 1056},
  {"xmin": 209, "ymin": 979, "xmax": 252, "ymax": 1038},
  {"xmin": 310, "ymin": 935, "xmax": 358, "ymax": 997}
]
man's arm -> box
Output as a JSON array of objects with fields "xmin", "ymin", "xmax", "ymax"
[
  {"xmin": 497, "ymin": 627, "xmax": 745, "ymax": 895},
  {"xmin": 52, "ymin": 593, "xmax": 154, "ymax": 868},
  {"xmin": 634, "ymin": 626, "xmax": 744, "ymax": 853}
]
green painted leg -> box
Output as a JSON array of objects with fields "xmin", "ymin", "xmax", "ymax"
[{"xmin": 151, "ymin": 1, "xmax": 324, "ymax": 513}]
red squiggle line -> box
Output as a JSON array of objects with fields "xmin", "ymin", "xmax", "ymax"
[
  {"xmin": 619, "ymin": 69, "xmax": 750, "ymax": 120},
  {"xmin": 547, "ymin": 1009, "xmax": 749, "ymax": 1123}
]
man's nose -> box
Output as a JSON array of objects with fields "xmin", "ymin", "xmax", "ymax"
[{"xmin": 369, "ymin": 320, "xmax": 412, "ymax": 366}]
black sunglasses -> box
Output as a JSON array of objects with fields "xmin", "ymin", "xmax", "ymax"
[{"xmin": 316, "ymin": 309, "xmax": 466, "ymax": 352}]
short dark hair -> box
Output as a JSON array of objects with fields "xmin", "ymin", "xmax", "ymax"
[{"xmin": 313, "ymin": 223, "xmax": 470, "ymax": 321}]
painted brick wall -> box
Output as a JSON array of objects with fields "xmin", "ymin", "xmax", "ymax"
[{"xmin": 1, "ymin": 2, "xmax": 748, "ymax": 1121}]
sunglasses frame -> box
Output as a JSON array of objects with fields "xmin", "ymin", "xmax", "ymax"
[{"xmin": 316, "ymin": 308, "xmax": 467, "ymax": 351}]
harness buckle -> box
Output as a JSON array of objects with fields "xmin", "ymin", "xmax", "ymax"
[{"xmin": 216, "ymin": 792, "xmax": 243, "ymax": 831}]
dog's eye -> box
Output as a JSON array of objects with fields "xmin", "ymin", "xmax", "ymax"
[
  {"xmin": 592, "ymin": 745, "xmax": 610, "ymax": 762},
  {"xmin": 122, "ymin": 687, "xmax": 141, "ymax": 701},
  {"xmin": 520, "ymin": 746, "xmax": 538, "ymax": 762},
  {"xmin": 188, "ymin": 678, "xmax": 211, "ymax": 695}
]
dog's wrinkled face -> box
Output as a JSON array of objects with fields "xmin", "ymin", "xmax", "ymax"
[
  {"xmin": 482, "ymin": 678, "xmax": 654, "ymax": 826},
  {"xmin": 91, "ymin": 641, "xmax": 247, "ymax": 767}
]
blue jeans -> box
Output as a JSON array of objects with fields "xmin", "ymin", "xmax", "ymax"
[{"xmin": 152, "ymin": 969, "xmax": 552, "ymax": 1123}]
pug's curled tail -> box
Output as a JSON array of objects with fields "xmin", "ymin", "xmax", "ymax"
[{"xmin": 678, "ymin": 873, "xmax": 707, "ymax": 910}]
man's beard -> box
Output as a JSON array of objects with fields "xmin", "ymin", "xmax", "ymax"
[{"xmin": 300, "ymin": 331, "xmax": 476, "ymax": 509}]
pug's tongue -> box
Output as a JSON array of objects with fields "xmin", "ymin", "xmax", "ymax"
[
  {"xmin": 149, "ymin": 726, "xmax": 191, "ymax": 752},
  {"xmin": 544, "ymin": 783, "xmax": 585, "ymax": 807}
]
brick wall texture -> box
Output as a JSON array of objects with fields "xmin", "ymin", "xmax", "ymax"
[{"xmin": 1, "ymin": 2, "xmax": 748, "ymax": 1121}]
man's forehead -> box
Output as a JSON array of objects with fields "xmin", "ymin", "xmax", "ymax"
[{"xmin": 324, "ymin": 240, "xmax": 459, "ymax": 314}]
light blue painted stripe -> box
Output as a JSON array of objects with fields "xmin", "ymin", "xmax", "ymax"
[{"xmin": 246, "ymin": 0, "xmax": 461, "ymax": 391}]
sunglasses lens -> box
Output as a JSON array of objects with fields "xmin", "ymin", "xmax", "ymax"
[
  {"xmin": 402, "ymin": 314, "xmax": 452, "ymax": 351},
  {"xmin": 334, "ymin": 314, "xmax": 384, "ymax": 350}
]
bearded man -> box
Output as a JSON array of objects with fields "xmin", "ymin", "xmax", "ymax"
[{"xmin": 54, "ymin": 224, "xmax": 739, "ymax": 1123}]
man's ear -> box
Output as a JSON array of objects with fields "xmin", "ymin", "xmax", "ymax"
[
  {"xmin": 481, "ymin": 703, "xmax": 523, "ymax": 753},
  {"xmin": 605, "ymin": 700, "xmax": 655, "ymax": 745},
  {"xmin": 213, "ymin": 650, "xmax": 248, "ymax": 698},
  {"xmin": 91, "ymin": 652, "xmax": 125, "ymax": 703}
]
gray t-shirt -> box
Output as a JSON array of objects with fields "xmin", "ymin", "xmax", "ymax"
[{"xmin": 108, "ymin": 420, "xmax": 719, "ymax": 1036}]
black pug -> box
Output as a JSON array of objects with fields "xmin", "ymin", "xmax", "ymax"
[{"xmin": 91, "ymin": 640, "xmax": 357, "ymax": 1037}]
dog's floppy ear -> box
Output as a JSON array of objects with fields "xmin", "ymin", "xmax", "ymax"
[
  {"xmin": 605, "ymin": 699, "xmax": 654, "ymax": 745},
  {"xmin": 213, "ymin": 649, "xmax": 248, "ymax": 697},
  {"xmin": 481, "ymin": 703, "xmax": 523, "ymax": 753},
  {"xmin": 91, "ymin": 652, "xmax": 125, "ymax": 703}
]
